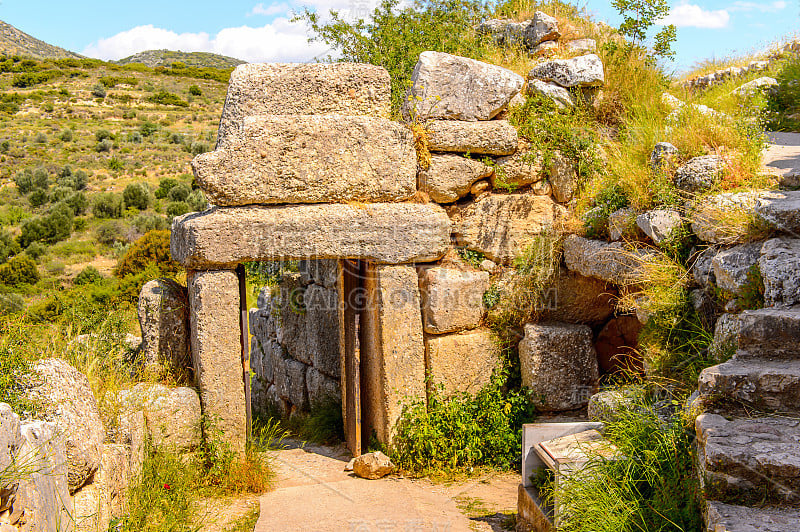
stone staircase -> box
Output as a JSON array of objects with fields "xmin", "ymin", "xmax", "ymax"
[{"xmin": 697, "ymin": 306, "xmax": 800, "ymax": 529}]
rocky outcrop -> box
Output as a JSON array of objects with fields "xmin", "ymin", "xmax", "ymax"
[
  {"xmin": 528, "ymin": 54, "xmax": 604, "ymax": 88},
  {"xmin": 493, "ymin": 145, "xmax": 545, "ymax": 188},
  {"xmin": 26, "ymin": 359, "xmax": 105, "ymax": 493},
  {"xmin": 171, "ymin": 203, "xmax": 452, "ymax": 269},
  {"xmin": 756, "ymin": 190, "xmax": 800, "ymax": 235},
  {"xmin": 137, "ymin": 279, "xmax": 189, "ymax": 372},
  {"xmin": 680, "ymin": 60, "xmax": 770, "ymax": 91},
  {"xmin": 562, "ymin": 235, "xmax": 643, "ymax": 284},
  {"xmin": 732, "ymin": 76, "xmax": 778, "ymax": 97},
  {"xmin": 527, "ymin": 79, "xmax": 574, "ymax": 108},
  {"xmin": 649, "ymin": 142, "xmax": 678, "ymax": 171},
  {"xmin": 403, "ymin": 51, "xmax": 524, "ymax": 121},
  {"xmin": 217, "ymin": 63, "xmax": 391, "ymax": 147},
  {"xmin": 518, "ymin": 322, "xmax": 599, "ymax": 411},
  {"xmin": 418, "ymin": 154, "xmax": 493, "ymax": 203},
  {"xmin": 425, "ymin": 120, "xmax": 518, "ymax": 155},
  {"xmin": 705, "ymin": 501, "xmax": 800, "ymax": 532},
  {"xmin": 689, "ymin": 191, "xmax": 775, "ymax": 244},
  {"xmin": 194, "ymin": 115, "xmax": 417, "ymax": 206}
]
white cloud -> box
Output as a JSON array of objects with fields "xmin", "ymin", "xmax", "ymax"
[
  {"xmin": 82, "ymin": 19, "xmax": 334, "ymax": 63},
  {"xmin": 659, "ymin": 2, "xmax": 730, "ymax": 29},
  {"xmin": 249, "ymin": 2, "xmax": 291, "ymax": 16},
  {"xmin": 730, "ymin": 0, "xmax": 787, "ymax": 12}
]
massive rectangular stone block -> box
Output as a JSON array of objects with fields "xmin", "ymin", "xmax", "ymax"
[
  {"xmin": 171, "ymin": 204, "xmax": 452, "ymax": 269},
  {"xmin": 362, "ymin": 265, "xmax": 427, "ymax": 444},
  {"xmin": 194, "ymin": 115, "xmax": 417, "ymax": 206},
  {"xmin": 188, "ymin": 270, "xmax": 246, "ymax": 453},
  {"xmin": 425, "ymin": 329, "xmax": 498, "ymax": 397},
  {"xmin": 418, "ymin": 266, "xmax": 489, "ymax": 334},
  {"xmin": 218, "ymin": 63, "xmax": 391, "ymax": 147}
]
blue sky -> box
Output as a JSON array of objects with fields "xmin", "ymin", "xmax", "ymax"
[{"xmin": 0, "ymin": 1, "xmax": 797, "ymax": 72}]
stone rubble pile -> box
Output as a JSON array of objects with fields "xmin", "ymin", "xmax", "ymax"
[{"xmin": 679, "ymin": 60, "xmax": 770, "ymax": 91}]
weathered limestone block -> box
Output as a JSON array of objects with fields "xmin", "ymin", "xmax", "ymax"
[
  {"xmin": 737, "ymin": 307, "xmax": 800, "ymax": 358},
  {"xmin": 363, "ymin": 265, "xmax": 426, "ymax": 444},
  {"xmin": 403, "ymin": 51, "xmax": 524, "ymax": 121},
  {"xmin": 26, "ymin": 359, "xmax": 105, "ymax": 493},
  {"xmin": 477, "ymin": 19, "xmax": 528, "ymax": 48},
  {"xmin": 217, "ymin": 62, "xmax": 391, "ymax": 147},
  {"xmin": 607, "ymin": 208, "xmax": 638, "ymax": 241},
  {"xmin": 276, "ymin": 357, "xmax": 307, "ymax": 410},
  {"xmin": 711, "ymin": 313, "xmax": 740, "ymax": 361},
  {"xmin": 306, "ymin": 367, "xmax": 340, "ymax": 406},
  {"xmin": 454, "ymin": 194, "xmax": 561, "ymax": 263},
  {"xmin": 562, "ymin": 235, "xmax": 644, "ymax": 284},
  {"xmin": 418, "ymin": 266, "xmax": 489, "ymax": 334},
  {"xmin": 352, "ymin": 451, "xmax": 394, "ymax": 480},
  {"xmin": 588, "ymin": 387, "xmax": 644, "ymax": 423},
  {"xmin": 115, "ymin": 384, "xmax": 202, "ymax": 451},
  {"xmin": 565, "ymin": 38, "xmax": 597, "ymax": 53},
  {"xmin": 527, "ymin": 79, "xmax": 574, "ymax": 108},
  {"xmin": 519, "ymin": 322, "xmax": 599, "ymax": 411},
  {"xmin": 14, "ymin": 421, "xmax": 72, "ymax": 532},
  {"xmin": 711, "ymin": 242, "xmax": 761, "ymax": 296},
  {"xmin": 425, "ymin": 120, "xmax": 518, "ymax": 155},
  {"xmin": 275, "ymin": 273, "xmax": 312, "ymax": 365},
  {"xmin": 304, "ymin": 284, "xmax": 341, "ymax": 378},
  {"xmin": 692, "ymin": 247, "xmax": 718, "ymax": 289},
  {"xmin": 528, "ymin": 54, "xmax": 604, "ymax": 88},
  {"xmin": 524, "ymin": 11, "xmax": 561, "ymax": 48},
  {"xmin": 696, "ymin": 414, "xmax": 800, "ymax": 504},
  {"xmin": 171, "ymin": 204, "xmax": 452, "ymax": 269},
  {"xmin": 418, "ymin": 154, "xmax": 494, "ymax": 203},
  {"xmin": 548, "ymin": 153, "xmax": 577, "ymax": 203},
  {"xmin": 732, "ymin": 76, "xmax": 778, "ymax": 97},
  {"xmin": 137, "ymin": 278, "xmax": 189, "ymax": 371},
  {"xmin": 649, "ymin": 142, "xmax": 678, "ymax": 171},
  {"xmin": 636, "ymin": 209, "xmax": 682, "ymax": 244},
  {"xmin": 675, "ymin": 155, "xmax": 722, "ymax": 192},
  {"xmin": 195, "ymin": 115, "xmax": 417, "ymax": 206},
  {"xmin": 756, "ymin": 190, "xmax": 800, "ymax": 234},
  {"xmin": 299, "ymin": 259, "xmax": 339, "ymax": 289},
  {"xmin": 493, "ymin": 146, "xmax": 545, "ymax": 188},
  {"xmin": 188, "ymin": 270, "xmax": 246, "ymax": 453},
  {"xmin": 698, "ymin": 358, "xmax": 800, "ymax": 411},
  {"xmin": 706, "ymin": 501, "xmax": 800, "ymax": 532},
  {"xmin": 760, "ymin": 238, "xmax": 800, "ymax": 307},
  {"xmin": 73, "ymin": 444, "xmax": 129, "ymax": 532},
  {"xmin": 425, "ymin": 329, "xmax": 499, "ymax": 397}
]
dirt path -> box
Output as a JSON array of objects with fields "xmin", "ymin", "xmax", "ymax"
[
  {"xmin": 762, "ymin": 131, "xmax": 800, "ymax": 185},
  {"xmin": 255, "ymin": 441, "xmax": 518, "ymax": 532}
]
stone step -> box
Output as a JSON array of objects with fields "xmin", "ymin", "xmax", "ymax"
[
  {"xmin": 736, "ymin": 307, "xmax": 800, "ymax": 359},
  {"xmin": 698, "ymin": 359, "xmax": 800, "ymax": 412},
  {"xmin": 705, "ymin": 500, "xmax": 800, "ymax": 531},
  {"xmin": 697, "ymin": 414, "xmax": 800, "ymax": 506},
  {"xmin": 756, "ymin": 190, "xmax": 800, "ymax": 235}
]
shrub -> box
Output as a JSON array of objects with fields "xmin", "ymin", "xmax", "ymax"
[
  {"xmin": 57, "ymin": 169, "xmax": 88, "ymax": 191},
  {"xmin": 115, "ymin": 230, "xmax": 180, "ymax": 278},
  {"xmin": 24, "ymin": 242, "xmax": 45, "ymax": 260},
  {"xmin": 0, "ymin": 293, "xmax": 24, "ymax": 316},
  {"xmin": 12, "ymin": 70, "xmax": 60, "ymax": 88},
  {"xmin": 188, "ymin": 84, "xmax": 202, "ymax": 96},
  {"xmin": 95, "ymin": 129, "xmax": 113, "ymax": 142},
  {"xmin": 65, "ymin": 192, "xmax": 88, "ymax": 216},
  {"xmin": 0, "ymin": 230, "xmax": 21, "ymax": 265},
  {"xmin": 154, "ymin": 177, "xmax": 179, "ymax": 199},
  {"xmin": 167, "ymin": 183, "xmax": 191, "ymax": 203},
  {"xmin": 139, "ymin": 121, "xmax": 159, "ymax": 137},
  {"xmin": 96, "ymin": 139, "xmax": 113, "ymax": 152},
  {"xmin": 148, "ymin": 90, "xmax": 189, "ymax": 107},
  {"xmin": 92, "ymin": 193, "xmax": 124, "ymax": 219},
  {"xmin": 186, "ymin": 189, "xmax": 207, "ymax": 212},
  {"xmin": 166, "ymin": 201, "xmax": 190, "ymax": 217},
  {"xmin": 59, "ymin": 129, "xmax": 73, "ymax": 142},
  {"xmin": 91, "ymin": 84, "xmax": 107, "ymax": 98},
  {"xmin": 17, "ymin": 203, "xmax": 74, "ymax": 248},
  {"xmin": 13, "ymin": 169, "xmax": 34, "ymax": 194},
  {"xmin": 74, "ymin": 265, "xmax": 103, "ymax": 285},
  {"xmin": 34, "ymin": 132, "xmax": 47, "ymax": 144},
  {"xmin": 169, "ymin": 132, "xmax": 184, "ymax": 144},
  {"xmin": 189, "ymin": 141, "xmax": 209, "ymax": 156},
  {"xmin": 108, "ymin": 157, "xmax": 124, "ymax": 171},
  {"xmin": 123, "ymin": 183, "xmax": 150, "ymax": 211},
  {"xmin": 96, "ymin": 221, "xmax": 128, "ymax": 245},
  {"xmin": 766, "ymin": 55, "xmax": 800, "ymax": 131},
  {"xmin": 132, "ymin": 212, "xmax": 169, "ymax": 234},
  {"xmin": 0, "ymin": 255, "xmax": 40, "ymax": 286},
  {"xmin": 28, "ymin": 188, "xmax": 49, "ymax": 208}
]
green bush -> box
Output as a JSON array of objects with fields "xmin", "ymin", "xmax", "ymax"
[
  {"xmin": 96, "ymin": 139, "xmax": 113, "ymax": 153},
  {"xmin": 95, "ymin": 129, "xmax": 113, "ymax": 142},
  {"xmin": 74, "ymin": 265, "xmax": 103, "ymax": 285},
  {"xmin": 108, "ymin": 157, "xmax": 124, "ymax": 172},
  {"xmin": 59, "ymin": 129, "xmax": 73, "ymax": 142},
  {"xmin": 132, "ymin": 212, "xmax": 169, "ymax": 233},
  {"xmin": 57, "ymin": 168, "xmax": 88, "ymax": 191},
  {"xmin": 297, "ymin": 0, "xmax": 493, "ymax": 114},
  {"xmin": 127, "ymin": 131, "xmax": 143, "ymax": 143},
  {"xmin": 114, "ymin": 230, "xmax": 180, "ymax": 278},
  {"xmin": 0, "ymin": 230, "xmax": 21, "ymax": 265},
  {"xmin": 392, "ymin": 370, "xmax": 536, "ymax": 475},
  {"xmin": 154, "ymin": 177, "xmax": 179, "ymax": 199},
  {"xmin": 28, "ymin": 188, "xmax": 49, "ymax": 208},
  {"xmin": 12, "ymin": 70, "xmax": 60, "ymax": 88},
  {"xmin": 148, "ymin": 90, "xmax": 189, "ymax": 107},
  {"xmin": 767, "ymin": 55, "xmax": 800, "ymax": 131},
  {"xmin": 186, "ymin": 190, "xmax": 207, "ymax": 212},
  {"xmin": 92, "ymin": 193, "xmax": 124, "ymax": 219},
  {"xmin": 0, "ymin": 292, "xmax": 24, "ymax": 316},
  {"xmin": 91, "ymin": 84, "xmax": 107, "ymax": 98},
  {"xmin": 66, "ymin": 192, "xmax": 88, "ymax": 216},
  {"xmin": 0, "ymin": 255, "xmax": 40, "ymax": 286},
  {"xmin": 17, "ymin": 203, "xmax": 74, "ymax": 247},
  {"xmin": 188, "ymin": 84, "xmax": 202, "ymax": 96},
  {"xmin": 167, "ymin": 183, "xmax": 191, "ymax": 202},
  {"xmin": 96, "ymin": 221, "xmax": 128, "ymax": 245},
  {"xmin": 0, "ymin": 318, "xmax": 36, "ymax": 411},
  {"xmin": 139, "ymin": 121, "xmax": 159, "ymax": 137},
  {"xmin": 169, "ymin": 132, "xmax": 184, "ymax": 144},
  {"xmin": 24, "ymin": 242, "xmax": 45, "ymax": 260},
  {"xmin": 123, "ymin": 183, "xmax": 150, "ymax": 210},
  {"xmin": 51, "ymin": 186, "xmax": 72, "ymax": 203},
  {"xmin": 34, "ymin": 132, "xmax": 47, "ymax": 144},
  {"xmin": 166, "ymin": 201, "xmax": 190, "ymax": 217},
  {"xmin": 14, "ymin": 168, "xmax": 48, "ymax": 195},
  {"xmin": 189, "ymin": 141, "xmax": 209, "ymax": 156}
]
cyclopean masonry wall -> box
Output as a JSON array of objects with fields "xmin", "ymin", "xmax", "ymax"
[{"xmin": 174, "ymin": 52, "xmax": 623, "ymax": 454}]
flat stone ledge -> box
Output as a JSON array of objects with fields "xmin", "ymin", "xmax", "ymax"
[
  {"xmin": 218, "ymin": 63, "xmax": 391, "ymax": 147},
  {"xmin": 171, "ymin": 203, "xmax": 452, "ymax": 269},
  {"xmin": 705, "ymin": 501, "xmax": 800, "ymax": 532},
  {"xmin": 194, "ymin": 115, "xmax": 417, "ymax": 206},
  {"xmin": 425, "ymin": 120, "xmax": 518, "ymax": 155}
]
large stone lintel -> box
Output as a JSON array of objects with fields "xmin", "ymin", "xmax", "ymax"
[
  {"xmin": 194, "ymin": 115, "xmax": 417, "ymax": 206},
  {"xmin": 171, "ymin": 204, "xmax": 452, "ymax": 269}
]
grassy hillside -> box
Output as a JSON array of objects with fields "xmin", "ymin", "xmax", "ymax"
[
  {"xmin": 118, "ymin": 49, "xmax": 245, "ymax": 69},
  {"xmin": 0, "ymin": 20, "xmax": 82, "ymax": 59}
]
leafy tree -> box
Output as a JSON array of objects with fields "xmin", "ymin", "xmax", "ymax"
[
  {"xmin": 154, "ymin": 177, "xmax": 179, "ymax": 199},
  {"xmin": 123, "ymin": 183, "xmax": 150, "ymax": 211},
  {"xmin": 66, "ymin": 192, "xmax": 88, "ymax": 216},
  {"xmin": 611, "ymin": 0, "xmax": 676, "ymax": 59},
  {"xmin": 296, "ymin": 0, "xmax": 493, "ymax": 113}
]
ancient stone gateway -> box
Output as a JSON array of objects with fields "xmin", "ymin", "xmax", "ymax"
[{"xmin": 172, "ymin": 63, "xmax": 458, "ymax": 454}]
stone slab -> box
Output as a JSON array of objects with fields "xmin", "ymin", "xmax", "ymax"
[
  {"xmin": 760, "ymin": 238, "xmax": 800, "ymax": 308},
  {"xmin": 705, "ymin": 501, "xmax": 800, "ymax": 532},
  {"xmin": 418, "ymin": 266, "xmax": 489, "ymax": 334},
  {"xmin": 418, "ymin": 154, "xmax": 493, "ymax": 203},
  {"xmin": 425, "ymin": 120, "xmax": 518, "ymax": 155},
  {"xmin": 217, "ymin": 62, "xmax": 391, "ymax": 147},
  {"xmin": 761, "ymin": 131, "xmax": 800, "ymax": 187},
  {"xmin": 195, "ymin": 115, "xmax": 417, "ymax": 206},
  {"xmin": 698, "ymin": 359, "xmax": 800, "ymax": 412},
  {"xmin": 756, "ymin": 190, "xmax": 800, "ymax": 235},
  {"xmin": 171, "ymin": 203, "xmax": 452, "ymax": 269},
  {"xmin": 737, "ymin": 307, "xmax": 800, "ymax": 359},
  {"xmin": 425, "ymin": 329, "xmax": 498, "ymax": 397},
  {"xmin": 188, "ymin": 270, "xmax": 247, "ymax": 452},
  {"xmin": 521, "ymin": 422, "xmax": 604, "ymax": 487},
  {"xmin": 562, "ymin": 235, "xmax": 644, "ymax": 284}
]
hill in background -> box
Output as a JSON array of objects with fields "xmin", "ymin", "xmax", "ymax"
[
  {"xmin": 0, "ymin": 20, "xmax": 82, "ymax": 60},
  {"xmin": 117, "ymin": 50, "xmax": 245, "ymax": 69}
]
